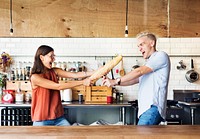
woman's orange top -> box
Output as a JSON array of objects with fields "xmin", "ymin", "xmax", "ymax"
[{"xmin": 31, "ymin": 69, "xmax": 64, "ymax": 121}]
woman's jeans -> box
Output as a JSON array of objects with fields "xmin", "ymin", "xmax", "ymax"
[
  {"xmin": 33, "ymin": 116, "xmax": 71, "ymax": 126},
  {"xmin": 137, "ymin": 105, "xmax": 163, "ymax": 125}
]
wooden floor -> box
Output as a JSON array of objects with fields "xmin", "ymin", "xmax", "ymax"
[{"xmin": 0, "ymin": 125, "xmax": 200, "ymax": 139}]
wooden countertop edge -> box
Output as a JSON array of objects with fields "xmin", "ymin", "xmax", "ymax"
[{"xmin": 0, "ymin": 125, "xmax": 200, "ymax": 139}]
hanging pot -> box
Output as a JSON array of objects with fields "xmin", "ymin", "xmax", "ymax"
[
  {"xmin": 132, "ymin": 60, "xmax": 140, "ymax": 70},
  {"xmin": 185, "ymin": 59, "xmax": 199, "ymax": 83}
]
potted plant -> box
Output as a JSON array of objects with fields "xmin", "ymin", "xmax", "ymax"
[
  {"xmin": 0, "ymin": 52, "xmax": 13, "ymax": 73},
  {"xmin": 0, "ymin": 73, "xmax": 6, "ymax": 102}
]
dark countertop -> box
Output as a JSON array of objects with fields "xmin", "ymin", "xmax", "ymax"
[
  {"xmin": 0, "ymin": 102, "xmax": 31, "ymax": 107},
  {"xmin": 178, "ymin": 101, "xmax": 200, "ymax": 107},
  {"xmin": 0, "ymin": 101, "xmax": 134, "ymax": 107},
  {"xmin": 173, "ymin": 90, "xmax": 200, "ymax": 93}
]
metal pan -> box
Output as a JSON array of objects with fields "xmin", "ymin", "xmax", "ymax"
[{"xmin": 185, "ymin": 59, "xmax": 199, "ymax": 83}]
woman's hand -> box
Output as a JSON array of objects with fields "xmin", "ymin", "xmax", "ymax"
[{"xmin": 83, "ymin": 78, "xmax": 94, "ymax": 86}]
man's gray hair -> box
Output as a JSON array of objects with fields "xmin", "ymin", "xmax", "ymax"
[{"xmin": 136, "ymin": 32, "xmax": 157, "ymax": 47}]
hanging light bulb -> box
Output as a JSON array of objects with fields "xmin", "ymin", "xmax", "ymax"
[
  {"xmin": 124, "ymin": 0, "xmax": 128, "ymax": 37},
  {"xmin": 10, "ymin": 24, "xmax": 13, "ymax": 35},
  {"xmin": 10, "ymin": 0, "xmax": 13, "ymax": 35},
  {"xmin": 125, "ymin": 25, "xmax": 128, "ymax": 37}
]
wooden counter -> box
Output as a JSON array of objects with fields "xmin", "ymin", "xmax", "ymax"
[{"xmin": 0, "ymin": 125, "xmax": 200, "ymax": 139}]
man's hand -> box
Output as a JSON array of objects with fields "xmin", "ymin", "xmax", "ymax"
[{"xmin": 102, "ymin": 76, "xmax": 116, "ymax": 87}]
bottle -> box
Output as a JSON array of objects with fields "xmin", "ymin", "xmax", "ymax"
[
  {"xmin": 10, "ymin": 69, "xmax": 15, "ymax": 80},
  {"xmin": 19, "ymin": 68, "xmax": 23, "ymax": 80},
  {"xmin": 22, "ymin": 68, "xmax": 26, "ymax": 80},
  {"xmin": 15, "ymin": 68, "xmax": 19, "ymax": 80},
  {"xmin": 0, "ymin": 74, "xmax": 3, "ymax": 102},
  {"xmin": 119, "ymin": 93, "xmax": 123, "ymax": 102},
  {"xmin": 112, "ymin": 88, "xmax": 117, "ymax": 102},
  {"xmin": 15, "ymin": 82, "xmax": 24, "ymax": 102},
  {"xmin": 25, "ymin": 92, "xmax": 31, "ymax": 102},
  {"xmin": 26, "ymin": 66, "xmax": 31, "ymax": 80},
  {"xmin": 116, "ymin": 92, "xmax": 120, "ymax": 102}
]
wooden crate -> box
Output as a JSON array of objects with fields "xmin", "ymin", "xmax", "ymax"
[
  {"xmin": 6, "ymin": 81, "xmax": 32, "ymax": 101},
  {"xmin": 71, "ymin": 85, "xmax": 112, "ymax": 102},
  {"xmin": 85, "ymin": 86, "xmax": 112, "ymax": 102},
  {"xmin": 71, "ymin": 85, "xmax": 86, "ymax": 101},
  {"xmin": 6, "ymin": 81, "xmax": 32, "ymax": 91}
]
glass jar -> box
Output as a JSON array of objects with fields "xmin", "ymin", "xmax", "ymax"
[
  {"xmin": 119, "ymin": 93, "xmax": 123, "ymax": 102},
  {"xmin": 15, "ymin": 82, "xmax": 24, "ymax": 102}
]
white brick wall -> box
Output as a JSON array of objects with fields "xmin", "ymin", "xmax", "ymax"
[{"xmin": 1, "ymin": 37, "xmax": 200, "ymax": 101}]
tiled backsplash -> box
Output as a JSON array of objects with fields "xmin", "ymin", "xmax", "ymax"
[{"xmin": 0, "ymin": 37, "xmax": 200, "ymax": 101}]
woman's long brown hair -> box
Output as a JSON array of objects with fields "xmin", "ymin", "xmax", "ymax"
[{"xmin": 31, "ymin": 45, "xmax": 54, "ymax": 74}]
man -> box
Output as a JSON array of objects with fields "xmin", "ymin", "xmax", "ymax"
[{"xmin": 102, "ymin": 32, "xmax": 171, "ymax": 125}]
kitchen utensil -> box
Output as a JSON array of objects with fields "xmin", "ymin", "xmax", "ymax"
[
  {"xmin": 132, "ymin": 60, "xmax": 140, "ymax": 70},
  {"xmin": 110, "ymin": 68, "xmax": 114, "ymax": 79},
  {"xmin": 119, "ymin": 59, "xmax": 125, "ymax": 76},
  {"xmin": 185, "ymin": 59, "xmax": 199, "ymax": 83}
]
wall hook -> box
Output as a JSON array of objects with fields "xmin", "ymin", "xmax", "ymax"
[{"xmin": 177, "ymin": 60, "xmax": 186, "ymax": 70}]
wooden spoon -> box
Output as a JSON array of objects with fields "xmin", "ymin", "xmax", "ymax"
[{"xmin": 119, "ymin": 59, "xmax": 125, "ymax": 76}]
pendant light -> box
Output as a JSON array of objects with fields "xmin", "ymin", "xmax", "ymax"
[
  {"xmin": 125, "ymin": 0, "xmax": 128, "ymax": 37},
  {"xmin": 10, "ymin": 0, "xmax": 13, "ymax": 35}
]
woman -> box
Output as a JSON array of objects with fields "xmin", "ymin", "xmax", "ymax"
[{"xmin": 30, "ymin": 45, "xmax": 93, "ymax": 126}]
